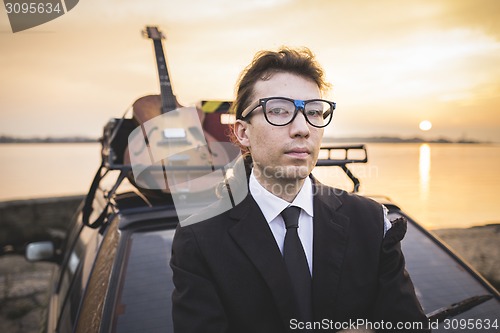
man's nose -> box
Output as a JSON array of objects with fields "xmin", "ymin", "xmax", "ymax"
[{"xmin": 289, "ymin": 109, "xmax": 310, "ymax": 137}]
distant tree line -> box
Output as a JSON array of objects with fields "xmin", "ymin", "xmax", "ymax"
[
  {"xmin": 0, "ymin": 134, "xmax": 483, "ymax": 144},
  {"xmin": 323, "ymin": 136, "xmax": 482, "ymax": 144},
  {"xmin": 0, "ymin": 135, "xmax": 98, "ymax": 143}
]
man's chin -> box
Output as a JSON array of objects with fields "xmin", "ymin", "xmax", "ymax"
[
  {"xmin": 280, "ymin": 165, "xmax": 311, "ymax": 180},
  {"xmin": 253, "ymin": 164, "xmax": 311, "ymax": 182}
]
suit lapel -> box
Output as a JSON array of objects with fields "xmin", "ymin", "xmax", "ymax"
[
  {"xmin": 228, "ymin": 194, "xmax": 297, "ymax": 329},
  {"xmin": 311, "ymin": 181, "xmax": 350, "ymax": 320}
]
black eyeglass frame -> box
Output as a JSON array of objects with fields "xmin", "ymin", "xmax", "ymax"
[{"xmin": 240, "ymin": 96, "xmax": 336, "ymax": 128}]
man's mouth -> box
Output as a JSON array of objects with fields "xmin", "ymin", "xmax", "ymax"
[{"xmin": 285, "ymin": 148, "xmax": 311, "ymax": 159}]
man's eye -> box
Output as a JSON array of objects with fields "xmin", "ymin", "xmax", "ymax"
[
  {"xmin": 305, "ymin": 110, "xmax": 322, "ymax": 117},
  {"xmin": 268, "ymin": 108, "xmax": 290, "ymax": 115}
]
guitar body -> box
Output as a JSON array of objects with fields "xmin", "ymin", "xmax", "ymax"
[
  {"xmin": 123, "ymin": 95, "xmax": 165, "ymax": 168},
  {"xmin": 133, "ymin": 94, "xmax": 166, "ymax": 124},
  {"xmin": 124, "ymin": 97, "xmax": 232, "ymax": 195}
]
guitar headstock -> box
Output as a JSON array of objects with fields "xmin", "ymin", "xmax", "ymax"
[{"xmin": 143, "ymin": 26, "xmax": 165, "ymax": 41}]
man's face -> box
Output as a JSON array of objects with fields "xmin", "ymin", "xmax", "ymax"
[{"xmin": 234, "ymin": 72, "xmax": 324, "ymax": 186}]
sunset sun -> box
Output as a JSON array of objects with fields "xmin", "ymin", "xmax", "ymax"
[{"xmin": 419, "ymin": 120, "xmax": 432, "ymax": 131}]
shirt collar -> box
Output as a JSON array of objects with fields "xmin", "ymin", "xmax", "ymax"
[{"xmin": 249, "ymin": 170, "xmax": 314, "ymax": 224}]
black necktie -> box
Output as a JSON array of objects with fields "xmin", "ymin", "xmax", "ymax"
[{"xmin": 281, "ymin": 206, "xmax": 313, "ymax": 324}]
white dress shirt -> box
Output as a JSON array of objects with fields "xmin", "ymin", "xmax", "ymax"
[
  {"xmin": 249, "ymin": 171, "xmax": 314, "ymax": 274},
  {"xmin": 249, "ymin": 170, "xmax": 392, "ymax": 276}
]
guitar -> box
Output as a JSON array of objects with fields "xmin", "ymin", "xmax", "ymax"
[
  {"xmin": 124, "ymin": 26, "xmax": 233, "ymax": 195},
  {"xmin": 132, "ymin": 26, "xmax": 179, "ymax": 123}
]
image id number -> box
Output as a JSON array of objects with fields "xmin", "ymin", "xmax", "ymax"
[
  {"xmin": 443, "ymin": 318, "xmax": 499, "ymax": 330},
  {"xmin": 5, "ymin": 2, "xmax": 62, "ymax": 14}
]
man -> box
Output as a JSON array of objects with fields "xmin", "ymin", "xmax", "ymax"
[{"xmin": 170, "ymin": 47, "xmax": 429, "ymax": 332}]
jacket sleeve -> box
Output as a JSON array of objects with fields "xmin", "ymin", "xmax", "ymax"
[
  {"xmin": 371, "ymin": 217, "xmax": 430, "ymax": 332},
  {"xmin": 170, "ymin": 224, "xmax": 228, "ymax": 333}
]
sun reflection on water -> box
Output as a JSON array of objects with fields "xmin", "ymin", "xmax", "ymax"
[{"xmin": 419, "ymin": 143, "xmax": 431, "ymax": 200}]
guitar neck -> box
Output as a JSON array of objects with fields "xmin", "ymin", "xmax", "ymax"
[{"xmin": 152, "ymin": 38, "xmax": 177, "ymax": 113}]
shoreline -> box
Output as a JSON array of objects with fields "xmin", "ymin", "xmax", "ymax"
[{"xmin": 432, "ymin": 225, "xmax": 500, "ymax": 291}]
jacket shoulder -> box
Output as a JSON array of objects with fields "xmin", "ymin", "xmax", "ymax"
[
  {"xmin": 314, "ymin": 181, "xmax": 385, "ymax": 236},
  {"xmin": 177, "ymin": 193, "xmax": 254, "ymax": 233},
  {"xmin": 338, "ymin": 190, "xmax": 383, "ymax": 212},
  {"xmin": 314, "ymin": 179, "xmax": 383, "ymax": 213}
]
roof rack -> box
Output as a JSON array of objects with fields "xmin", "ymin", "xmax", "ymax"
[{"xmin": 315, "ymin": 144, "xmax": 368, "ymax": 192}]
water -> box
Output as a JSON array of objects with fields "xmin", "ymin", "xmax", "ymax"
[
  {"xmin": 1, "ymin": 142, "xmax": 499, "ymax": 230},
  {"xmin": 313, "ymin": 143, "xmax": 500, "ymax": 230},
  {"xmin": 0, "ymin": 143, "xmax": 101, "ymax": 201}
]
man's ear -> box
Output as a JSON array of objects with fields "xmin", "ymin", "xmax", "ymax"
[{"xmin": 233, "ymin": 120, "xmax": 250, "ymax": 148}]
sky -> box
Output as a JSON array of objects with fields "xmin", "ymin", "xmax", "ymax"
[{"xmin": 1, "ymin": 0, "xmax": 500, "ymax": 142}]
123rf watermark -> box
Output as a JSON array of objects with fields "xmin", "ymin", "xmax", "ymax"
[
  {"xmin": 290, "ymin": 318, "xmax": 499, "ymax": 331},
  {"xmin": 3, "ymin": 0, "xmax": 79, "ymax": 32}
]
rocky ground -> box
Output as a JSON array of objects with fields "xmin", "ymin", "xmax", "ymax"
[
  {"xmin": 0, "ymin": 225, "xmax": 498, "ymax": 332},
  {"xmin": 0, "ymin": 196, "xmax": 81, "ymax": 333},
  {"xmin": 0, "ymin": 255, "xmax": 53, "ymax": 333}
]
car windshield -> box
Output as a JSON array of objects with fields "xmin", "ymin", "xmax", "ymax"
[{"xmin": 394, "ymin": 212, "xmax": 499, "ymax": 329}]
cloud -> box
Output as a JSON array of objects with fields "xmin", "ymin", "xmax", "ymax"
[{"xmin": 437, "ymin": 0, "xmax": 500, "ymax": 40}]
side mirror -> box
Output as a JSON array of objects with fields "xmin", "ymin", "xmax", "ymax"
[{"xmin": 25, "ymin": 241, "xmax": 55, "ymax": 262}]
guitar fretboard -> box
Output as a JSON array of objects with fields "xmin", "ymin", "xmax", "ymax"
[{"xmin": 151, "ymin": 37, "xmax": 176, "ymax": 113}]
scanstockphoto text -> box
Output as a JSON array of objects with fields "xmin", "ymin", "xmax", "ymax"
[
  {"xmin": 290, "ymin": 318, "xmax": 428, "ymax": 331},
  {"xmin": 131, "ymin": 157, "xmax": 373, "ymax": 196},
  {"xmin": 242, "ymin": 161, "xmax": 376, "ymax": 196},
  {"xmin": 289, "ymin": 317, "xmax": 499, "ymax": 331}
]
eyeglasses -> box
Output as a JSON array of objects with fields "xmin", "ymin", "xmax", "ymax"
[{"xmin": 240, "ymin": 97, "xmax": 335, "ymax": 128}]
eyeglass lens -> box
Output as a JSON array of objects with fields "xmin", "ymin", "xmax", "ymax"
[{"xmin": 264, "ymin": 98, "xmax": 332, "ymax": 127}]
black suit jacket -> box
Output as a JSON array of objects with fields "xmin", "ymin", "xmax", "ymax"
[{"xmin": 170, "ymin": 179, "xmax": 428, "ymax": 332}]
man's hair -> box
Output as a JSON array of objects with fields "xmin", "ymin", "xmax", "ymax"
[{"xmin": 232, "ymin": 47, "xmax": 331, "ymax": 120}]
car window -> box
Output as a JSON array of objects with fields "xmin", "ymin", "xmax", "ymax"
[
  {"xmin": 111, "ymin": 227, "xmax": 176, "ymax": 333},
  {"xmin": 56, "ymin": 218, "xmax": 101, "ymax": 331}
]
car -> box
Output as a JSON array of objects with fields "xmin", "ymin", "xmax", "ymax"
[{"xmin": 25, "ymin": 137, "xmax": 500, "ymax": 333}]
